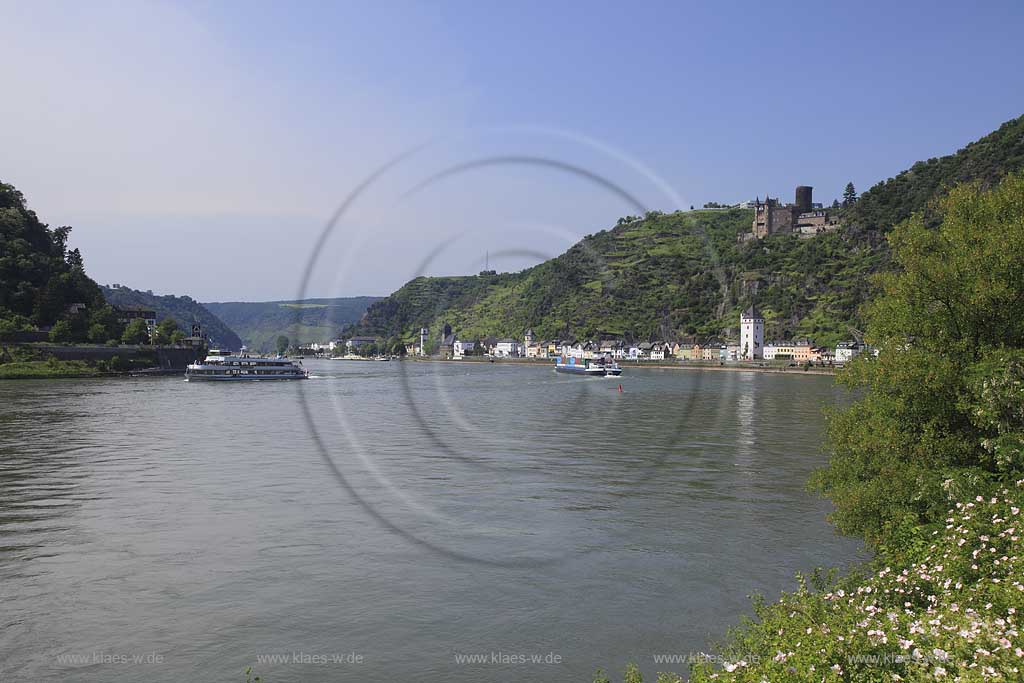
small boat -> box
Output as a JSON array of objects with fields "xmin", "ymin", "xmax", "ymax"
[
  {"xmin": 186, "ymin": 350, "xmax": 308, "ymax": 381},
  {"xmin": 604, "ymin": 362, "xmax": 623, "ymax": 376},
  {"xmin": 554, "ymin": 356, "xmax": 608, "ymax": 376}
]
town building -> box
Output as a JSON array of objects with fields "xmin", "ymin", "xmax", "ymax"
[
  {"xmin": 438, "ymin": 323, "xmax": 455, "ymax": 359},
  {"xmin": 494, "ymin": 339, "xmax": 521, "ymax": 358},
  {"xmin": 346, "ymin": 336, "xmax": 378, "ymax": 351},
  {"xmin": 739, "ymin": 306, "xmax": 764, "ymax": 360},
  {"xmin": 835, "ymin": 341, "xmax": 865, "ymax": 364},
  {"xmin": 453, "ymin": 339, "xmax": 475, "ymax": 359}
]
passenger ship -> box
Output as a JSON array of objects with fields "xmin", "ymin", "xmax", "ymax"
[
  {"xmin": 554, "ymin": 356, "xmax": 622, "ymax": 377},
  {"xmin": 185, "ymin": 350, "xmax": 308, "ymax": 381}
]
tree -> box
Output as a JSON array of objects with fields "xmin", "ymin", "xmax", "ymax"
[
  {"xmin": 152, "ymin": 318, "xmax": 180, "ymax": 345},
  {"xmin": 813, "ymin": 174, "xmax": 1024, "ymax": 549},
  {"xmin": 0, "ymin": 313, "xmax": 34, "ymax": 339},
  {"xmin": 49, "ymin": 320, "xmax": 75, "ymax": 343},
  {"xmin": 831, "ymin": 199, "xmax": 840, "ymax": 209},
  {"xmin": 121, "ymin": 319, "xmax": 150, "ymax": 345},
  {"xmin": 276, "ymin": 335, "xmax": 290, "ymax": 355},
  {"xmin": 88, "ymin": 305, "xmax": 123, "ymax": 342},
  {"xmin": 87, "ymin": 323, "xmax": 108, "ymax": 344},
  {"xmin": 842, "ymin": 182, "xmax": 857, "ymax": 207}
]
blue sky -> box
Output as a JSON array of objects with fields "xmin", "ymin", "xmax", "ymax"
[{"xmin": 2, "ymin": 0, "xmax": 1022, "ymax": 301}]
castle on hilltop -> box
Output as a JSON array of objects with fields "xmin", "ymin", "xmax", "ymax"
[{"xmin": 746, "ymin": 185, "xmax": 840, "ymax": 240}]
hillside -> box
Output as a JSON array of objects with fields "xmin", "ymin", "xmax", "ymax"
[
  {"xmin": 357, "ymin": 210, "xmax": 878, "ymax": 348},
  {"xmin": 0, "ymin": 181, "xmax": 104, "ymax": 330},
  {"xmin": 844, "ymin": 114, "xmax": 1024, "ymax": 233},
  {"xmin": 203, "ymin": 297, "xmax": 382, "ymax": 352},
  {"xmin": 101, "ymin": 285, "xmax": 243, "ymax": 350},
  {"xmin": 354, "ymin": 114, "xmax": 1024, "ymax": 349}
]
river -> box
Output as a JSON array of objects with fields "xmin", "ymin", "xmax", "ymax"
[{"xmin": 0, "ymin": 360, "xmax": 864, "ymax": 681}]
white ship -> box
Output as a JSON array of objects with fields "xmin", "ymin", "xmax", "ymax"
[{"xmin": 185, "ymin": 350, "xmax": 308, "ymax": 381}]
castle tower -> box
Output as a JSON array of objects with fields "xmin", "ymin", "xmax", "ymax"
[
  {"xmin": 795, "ymin": 186, "xmax": 813, "ymax": 214},
  {"xmin": 739, "ymin": 305, "xmax": 764, "ymax": 360},
  {"xmin": 524, "ymin": 328, "xmax": 534, "ymax": 350}
]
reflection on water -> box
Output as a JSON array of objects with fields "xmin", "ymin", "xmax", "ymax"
[{"xmin": 0, "ymin": 363, "xmax": 863, "ymax": 682}]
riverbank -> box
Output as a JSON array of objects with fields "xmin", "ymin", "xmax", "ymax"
[
  {"xmin": 0, "ymin": 359, "xmax": 103, "ymax": 379},
  {"xmin": 406, "ymin": 355, "xmax": 837, "ymax": 376},
  {"xmin": 0, "ymin": 342, "xmax": 203, "ymax": 379}
]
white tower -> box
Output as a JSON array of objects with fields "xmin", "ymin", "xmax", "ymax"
[
  {"xmin": 524, "ymin": 328, "xmax": 533, "ymax": 357},
  {"xmin": 740, "ymin": 306, "xmax": 764, "ymax": 360},
  {"xmin": 419, "ymin": 327, "xmax": 428, "ymax": 356}
]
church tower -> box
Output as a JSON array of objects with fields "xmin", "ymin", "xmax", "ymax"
[{"xmin": 739, "ymin": 305, "xmax": 764, "ymax": 360}]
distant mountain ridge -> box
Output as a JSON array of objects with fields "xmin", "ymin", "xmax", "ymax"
[
  {"xmin": 351, "ymin": 114, "xmax": 1024, "ymax": 349},
  {"xmin": 101, "ymin": 285, "xmax": 243, "ymax": 350},
  {"xmin": 203, "ymin": 296, "xmax": 382, "ymax": 352}
]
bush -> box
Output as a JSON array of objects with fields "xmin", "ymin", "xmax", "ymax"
[
  {"xmin": 121, "ymin": 319, "xmax": 149, "ymax": 345},
  {"xmin": 687, "ymin": 485, "xmax": 1024, "ymax": 682},
  {"xmin": 48, "ymin": 320, "xmax": 75, "ymax": 343}
]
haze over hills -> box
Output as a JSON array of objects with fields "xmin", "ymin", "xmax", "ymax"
[
  {"xmin": 350, "ymin": 114, "xmax": 1024, "ymax": 350},
  {"xmin": 203, "ymin": 297, "xmax": 382, "ymax": 353}
]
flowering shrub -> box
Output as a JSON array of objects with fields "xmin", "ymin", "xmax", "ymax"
[{"xmin": 687, "ymin": 484, "xmax": 1023, "ymax": 682}]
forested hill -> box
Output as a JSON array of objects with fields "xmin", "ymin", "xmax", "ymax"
[
  {"xmin": 0, "ymin": 181, "xmax": 105, "ymax": 329},
  {"xmin": 845, "ymin": 113, "xmax": 1024, "ymax": 234},
  {"xmin": 101, "ymin": 285, "xmax": 243, "ymax": 350},
  {"xmin": 353, "ymin": 113, "xmax": 1024, "ymax": 349},
  {"xmin": 203, "ymin": 297, "xmax": 382, "ymax": 352},
  {"xmin": 356, "ymin": 210, "xmax": 878, "ymax": 348}
]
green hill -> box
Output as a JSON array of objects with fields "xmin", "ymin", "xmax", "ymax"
[
  {"xmin": 203, "ymin": 297, "xmax": 382, "ymax": 352},
  {"xmin": 0, "ymin": 181, "xmax": 105, "ymax": 331},
  {"xmin": 844, "ymin": 114, "xmax": 1024, "ymax": 234},
  {"xmin": 100, "ymin": 285, "xmax": 243, "ymax": 350},
  {"xmin": 354, "ymin": 114, "xmax": 1024, "ymax": 349},
  {"xmin": 356, "ymin": 211, "xmax": 877, "ymax": 348}
]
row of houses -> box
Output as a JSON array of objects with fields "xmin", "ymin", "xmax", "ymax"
[
  {"xmin": 332, "ymin": 313, "xmax": 873, "ymax": 365},
  {"xmin": 447, "ymin": 332, "xmax": 869, "ymax": 364}
]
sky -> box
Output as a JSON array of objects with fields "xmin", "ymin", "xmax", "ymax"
[{"xmin": 2, "ymin": 0, "xmax": 1023, "ymax": 302}]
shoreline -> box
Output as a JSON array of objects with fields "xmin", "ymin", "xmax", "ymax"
[{"xmin": 403, "ymin": 356, "xmax": 836, "ymax": 376}]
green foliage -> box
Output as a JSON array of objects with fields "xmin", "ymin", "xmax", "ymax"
[
  {"xmin": 102, "ymin": 285, "xmax": 242, "ymax": 350},
  {"xmin": 86, "ymin": 304, "xmax": 124, "ymax": 343},
  {"xmin": 842, "ymin": 181, "xmax": 857, "ymax": 207},
  {"xmin": 0, "ymin": 180, "xmax": 104, "ymax": 333},
  {"xmin": 623, "ymin": 662, "xmax": 643, "ymax": 683},
  {"xmin": 687, "ymin": 485, "xmax": 1024, "ymax": 682},
  {"xmin": 0, "ymin": 312, "xmax": 34, "ymax": 338},
  {"xmin": 0, "ymin": 358, "xmax": 99, "ymax": 379},
  {"xmin": 203, "ymin": 297, "xmax": 381, "ymax": 353},
  {"xmin": 814, "ymin": 174, "xmax": 1024, "ymax": 547},
  {"xmin": 121, "ymin": 319, "xmax": 150, "ymax": 345},
  {"xmin": 48, "ymin": 320, "xmax": 75, "ymax": 343},
  {"xmin": 964, "ymin": 350, "xmax": 1024, "ymax": 474},
  {"xmin": 276, "ymin": 335, "xmax": 290, "ymax": 355},
  {"xmin": 152, "ymin": 317, "xmax": 180, "ymax": 345},
  {"xmin": 844, "ymin": 114, "xmax": 1024, "ymax": 235}
]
